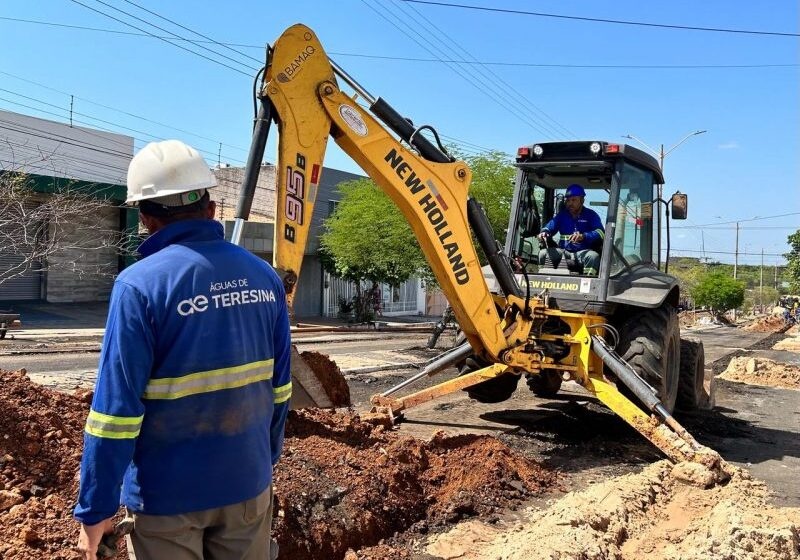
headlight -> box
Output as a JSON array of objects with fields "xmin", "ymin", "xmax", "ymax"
[
  {"xmin": 532, "ymin": 144, "xmax": 544, "ymax": 157},
  {"xmin": 590, "ymin": 142, "xmax": 601, "ymax": 154}
]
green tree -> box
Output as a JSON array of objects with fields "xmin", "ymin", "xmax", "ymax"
[
  {"xmin": 691, "ymin": 271, "xmax": 745, "ymax": 315},
  {"xmin": 320, "ymin": 179, "xmax": 426, "ymax": 321},
  {"xmin": 460, "ymin": 150, "xmax": 516, "ymax": 240},
  {"xmin": 320, "ymin": 152, "xmax": 516, "ymax": 316},
  {"xmin": 785, "ymin": 229, "xmax": 800, "ymax": 293}
]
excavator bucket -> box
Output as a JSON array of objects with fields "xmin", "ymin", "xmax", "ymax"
[
  {"xmin": 289, "ymin": 346, "xmax": 334, "ymax": 409},
  {"xmin": 289, "ymin": 346, "xmax": 351, "ymax": 409}
]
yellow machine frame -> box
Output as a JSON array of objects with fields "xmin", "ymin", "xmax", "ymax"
[{"xmin": 260, "ymin": 24, "xmax": 723, "ymax": 469}]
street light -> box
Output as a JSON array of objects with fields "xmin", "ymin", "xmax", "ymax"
[
  {"xmin": 622, "ymin": 130, "xmax": 708, "ymax": 270},
  {"xmin": 622, "ymin": 130, "xmax": 707, "ymax": 172}
]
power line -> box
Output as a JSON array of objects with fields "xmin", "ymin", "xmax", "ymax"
[
  {"xmin": 669, "ymin": 248, "xmax": 786, "ymax": 257},
  {"xmin": 400, "ymin": 0, "xmax": 800, "ymax": 37},
  {"xmin": 0, "ymin": 69, "xmax": 250, "ymax": 153},
  {"xmin": 4, "ymin": 17, "xmax": 796, "ymax": 70},
  {"xmin": 673, "ymin": 225, "xmax": 798, "ymax": 230},
  {"xmin": 690, "ymin": 212, "xmax": 800, "ymax": 227},
  {"xmin": 391, "ymin": 0, "xmax": 576, "ymax": 139},
  {"xmin": 0, "ymin": 91, "xmax": 247, "ymax": 166},
  {"xmin": 118, "ymin": 0, "xmax": 265, "ymax": 65},
  {"xmin": 329, "ymin": 52, "xmax": 799, "ymax": 70},
  {"xmin": 359, "ymin": 0, "xmax": 561, "ymax": 140},
  {"xmin": 67, "ymin": 0, "xmax": 256, "ymax": 77}
]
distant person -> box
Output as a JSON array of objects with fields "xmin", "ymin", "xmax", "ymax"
[
  {"xmin": 74, "ymin": 140, "xmax": 291, "ymax": 560},
  {"xmin": 538, "ymin": 184, "xmax": 605, "ymax": 275}
]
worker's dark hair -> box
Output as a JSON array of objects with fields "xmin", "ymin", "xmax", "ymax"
[{"xmin": 138, "ymin": 191, "xmax": 211, "ymax": 224}]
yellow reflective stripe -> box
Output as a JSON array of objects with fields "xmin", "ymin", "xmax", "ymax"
[
  {"xmin": 85, "ymin": 410, "xmax": 143, "ymax": 440},
  {"xmin": 273, "ymin": 381, "xmax": 292, "ymax": 404},
  {"xmin": 143, "ymin": 359, "xmax": 274, "ymax": 400},
  {"xmin": 594, "ymin": 229, "xmax": 605, "ymax": 239}
]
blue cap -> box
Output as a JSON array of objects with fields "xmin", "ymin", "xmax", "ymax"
[{"xmin": 565, "ymin": 184, "xmax": 586, "ymax": 198}]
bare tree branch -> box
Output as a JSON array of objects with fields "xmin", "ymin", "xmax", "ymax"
[{"xmin": 0, "ymin": 166, "xmax": 136, "ymax": 286}]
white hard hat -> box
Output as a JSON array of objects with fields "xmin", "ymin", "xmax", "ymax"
[{"xmin": 126, "ymin": 140, "xmax": 217, "ymax": 205}]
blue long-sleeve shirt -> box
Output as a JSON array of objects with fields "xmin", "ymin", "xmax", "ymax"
[
  {"xmin": 75, "ymin": 219, "xmax": 291, "ymax": 524},
  {"xmin": 542, "ymin": 207, "xmax": 605, "ymax": 252}
]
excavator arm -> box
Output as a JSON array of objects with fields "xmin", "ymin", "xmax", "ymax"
[
  {"xmin": 234, "ymin": 24, "xmax": 728, "ymax": 477},
  {"xmin": 265, "ymin": 24, "xmax": 506, "ymax": 360}
]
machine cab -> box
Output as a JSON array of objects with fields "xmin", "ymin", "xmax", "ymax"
[{"xmin": 505, "ymin": 141, "xmax": 666, "ymax": 305}]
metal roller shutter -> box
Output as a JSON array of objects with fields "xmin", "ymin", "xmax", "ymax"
[
  {"xmin": 0, "ymin": 200, "xmax": 43, "ymax": 301},
  {"xmin": 0, "ymin": 253, "xmax": 42, "ymax": 301}
]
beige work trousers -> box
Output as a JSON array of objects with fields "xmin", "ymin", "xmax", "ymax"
[{"xmin": 127, "ymin": 486, "xmax": 274, "ymax": 560}]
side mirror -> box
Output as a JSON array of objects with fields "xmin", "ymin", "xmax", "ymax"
[{"xmin": 671, "ymin": 192, "xmax": 688, "ymax": 220}]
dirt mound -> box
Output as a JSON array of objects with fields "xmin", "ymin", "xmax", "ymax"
[
  {"xmin": 743, "ymin": 315, "xmax": 787, "ymax": 333},
  {"xmin": 300, "ymin": 350, "xmax": 352, "ymax": 406},
  {"xmin": 719, "ymin": 356, "xmax": 800, "ymax": 390},
  {"xmin": 773, "ymin": 335, "xmax": 800, "ymax": 352},
  {"xmin": 426, "ymin": 461, "xmax": 800, "ymax": 559},
  {"xmin": 274, "ymin": 409, "xmax": 558, "ymax": 560},
  {"xmin": 787, "ymin": 324, "xmax": 800, "ymax": 336},
  {"xmin": 0, "ymin": 369, "xmax": 120, "ymax": 560}
]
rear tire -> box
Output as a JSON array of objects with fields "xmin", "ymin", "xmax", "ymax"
[
  {"xmin": 677, "ymin": 338, "xmax": 705, "ymax": 410},
  {"xmin": 526, "ymin": 371, "xmax": 562, "ymax": 398},
  {"xmin": 615, "ymin": 304, "xmax": 680, "ymax": 413}
]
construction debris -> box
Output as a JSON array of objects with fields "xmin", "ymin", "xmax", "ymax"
[
  {"xmin": 423, "ymin": 461, "xmax": 800, "ymax": 560},
  {"xmin": 719, "ymin": 356, "xmax": 800, "ymax": 390},
  {"xmin": 742, "ymin": 315, "xmax": 788, "ymax": 333}
]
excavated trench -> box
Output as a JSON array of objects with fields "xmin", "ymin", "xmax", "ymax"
[{"xmin": 0, "ymin": 368, "xmax": 556, "ymax": 560}]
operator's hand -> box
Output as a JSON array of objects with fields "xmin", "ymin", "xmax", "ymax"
[
  {"xmin": 76, "ymin": 518, "xmax": 113, "ymax": 560},
  {"xmin": 537, "ymin": 231, "xmax": 550, "ymax": 241},
  {"xmin": 568, "ymin": 232, "xmax": 585, "ymax": 244}
]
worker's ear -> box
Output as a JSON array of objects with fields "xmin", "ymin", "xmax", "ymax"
[
  {"xmin": 205, "ymin": 200, "xmax": 216, "ymax": 219},
  {"xmin": 139, "ymin": 212, "xmax": 160, "ymax": 234}
]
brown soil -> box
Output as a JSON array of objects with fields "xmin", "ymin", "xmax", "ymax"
[
  {"xmin": 425, "ymin": 461, "xmax": 800, "ymax": 559},
  {"xmin": 0, "ymin": 369, "xmax": 120, "ymax": 560},
  {"xmin": 719, "ymin": 356, "xmax": 800, "ymax": 390},
  {"xmin": 742, "ymin": 315, "xmax": 788, "ymax": 333},
  {"xmin": 0, "ymin": 368, "xmax": 556, "ymax": 560},
  {"xmin": 300, "ymin": 350, "xmax": 352, "ymax": 406},
  {"xmin": 273, "ymin": 409, "xmax": 558, "ymax": 560}
]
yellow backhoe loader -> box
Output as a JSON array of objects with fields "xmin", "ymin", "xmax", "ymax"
[{"xmin": 234, "ymin": 24, "xmax": 723, "ymax": 475}]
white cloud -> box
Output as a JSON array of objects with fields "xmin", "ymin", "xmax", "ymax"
[{"xmin": 717, "ymin": 141, "xmax": 740, "ymax": 150}]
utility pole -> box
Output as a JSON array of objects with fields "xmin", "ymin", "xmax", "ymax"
[
  {"xmin": 775, "ymin": 260, "xmax": 778, "ymax": 290},
  {"xmin": 734, "ymin": 221, "xmax": 739, "ymax": 279},
  {"xmin": 760, "ymin": 248, "xmax": 764, "ymax": 312},
  {"xmin": 622, "ymin": 130, "xmax": 707, "ymax": 270}
]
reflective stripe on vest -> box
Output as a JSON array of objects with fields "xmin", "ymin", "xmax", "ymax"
[
  {"xmin": 273, "ymin": 381, "xmax": 292, "ymax": 404},
  {"xmin": 143, "ymin": 359, "xmax": 274, "ymax": 400},
  {"xmin": 85, "ymin": 410, "xmax": 144, "ymax": 439}
]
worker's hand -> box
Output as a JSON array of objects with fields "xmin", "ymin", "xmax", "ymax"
[
  {"xmin": 76, "ymin": 518, "xmax": 113, "ymax": 560},
  {"xmin": 537, "ymin": 231, "xmax": 550, "ymax": 241},
  {"xmin": 568, "ymin": 232, "xmax": 584, "ymax": 244}
]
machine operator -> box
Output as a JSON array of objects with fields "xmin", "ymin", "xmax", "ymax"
[{"xmin": 537, "ymin": 184, "xmax": 605, "ymax": 276}]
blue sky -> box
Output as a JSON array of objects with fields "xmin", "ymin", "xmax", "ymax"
[{"xmin": 1, "ymin": 0, "xmax": 797, "ymax": 265}]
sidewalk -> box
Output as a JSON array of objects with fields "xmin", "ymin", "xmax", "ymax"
[{"xmin": 0, "ymin": 301, "xmax": 438, "ymax": 332}]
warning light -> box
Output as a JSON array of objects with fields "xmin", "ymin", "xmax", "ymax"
[
  {"xmin": 517, "ymin": 146, "xmax": 530, "ymax": 157},
  {"xmin": 606, "ymin": 144, "xmax": 621, "ymax": 154}
]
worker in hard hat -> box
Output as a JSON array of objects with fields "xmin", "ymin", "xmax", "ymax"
[
  {"xmin": 537, "ymin": 184, "xmax": 605, "ymax": 275},
  {"xmin": 74, "ymin": 140, "xmax": 290, "ymax": 560}
]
